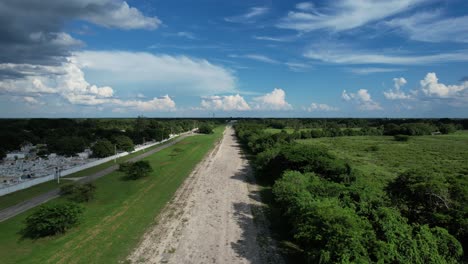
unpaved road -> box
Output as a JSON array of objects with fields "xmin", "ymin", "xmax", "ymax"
[
  {"xmin": 129, "ymin": 126, "xmax": 282, "ymax": 264},
  {"xmin": 0, "ymin": 133, "xmax": 194, "ymax": 222}
]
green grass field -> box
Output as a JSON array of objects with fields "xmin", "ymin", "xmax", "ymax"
[
  {"xmin": 297, "ymin": 131, "xmax": 468, "ymax": 191},
  {"xmin": 0, "ymin": 127, "xmax": 224, "ymax": 264},
  {"xmin": 0, "ymin": 136, "xmax": 181, "ymax": 211}
]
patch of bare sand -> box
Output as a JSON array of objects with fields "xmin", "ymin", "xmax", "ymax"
[{"xmin": 128, "ymin": 126, "xmax": 283, "ymax": 264}]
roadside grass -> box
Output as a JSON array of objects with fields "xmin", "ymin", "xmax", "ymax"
[
  {"xmin": 297, "ymin": 130, "xmax": 468, "ymax": 190},
  {"xmin": 0, "ymin": 127, "xmax": 224, "ymax": 264},
  {"xmin": 0, "ymin": 136, "xmax": 180, "ymax": 211},
  {"xmin": 0, "ymin": 180, "xmax": 70, "ymax": 211}
]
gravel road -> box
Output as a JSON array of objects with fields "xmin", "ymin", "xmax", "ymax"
[{"xmin": 129, "ymin": 126, "xmax": 283, "ymax": 264}]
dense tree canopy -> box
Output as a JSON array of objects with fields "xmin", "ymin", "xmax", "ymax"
[{"xmin": 91, "ymin": 139, "xmax": 114, "ymax": 158}]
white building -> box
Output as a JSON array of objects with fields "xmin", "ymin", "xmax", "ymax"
[{"xmin": 5, "ymin": 152, "xmax": 26, "ymax": 160}]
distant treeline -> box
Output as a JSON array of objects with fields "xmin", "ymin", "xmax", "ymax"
[
  {"xmin": 235, "ymin": 120, "xmax": 466, "ymax": 263},
  {"xmin": 0, "ymin": 117, "xmax": 222, "ymax": 158},
  {"xmin": 260, "ymin": 118, "xmax": 464, "ymax": 139}
]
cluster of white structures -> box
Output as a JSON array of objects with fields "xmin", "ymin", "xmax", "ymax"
[
  {"xmin": 0, "ymin": 130, "xmax": 196, "ymax": 194},
  {"xmin": 0, "ymin": 143, "xmax": 96, "ymax": 188}
]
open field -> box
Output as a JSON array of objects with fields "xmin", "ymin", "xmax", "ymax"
[
  {"xmin": 0, "ymin": 137, "xmax": 180, "ymax": 211},
  {"xmin": 298, "ymin": 130, "xmax": 468, "ymax": 190},
  {"xmin": 0, "ymin": 127, "xmax": 223, "ymax": 264}
]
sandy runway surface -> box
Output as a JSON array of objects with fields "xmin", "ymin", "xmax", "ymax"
[{"xmin": 128, "ymin": 126, "xmax": 282, "ymax": 264}]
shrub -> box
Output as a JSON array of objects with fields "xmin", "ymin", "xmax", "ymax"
[
  {"xmin": 60, "ymin": 183, "xmax": 96, "ymax": 203},
  {"xmin": 123, "ymin": 160, "xmax": 153, "ymax": 180},
  {"xmin": 394, "ymin": 134, "xmax": 410, "ymax": 142},
  {"xmin": 23, "ymin": 202, "xmax": 83, "ymax": 238},
  {"xmin": 198, "ymin": 124, "xmax": 213, "ymax": 134}
]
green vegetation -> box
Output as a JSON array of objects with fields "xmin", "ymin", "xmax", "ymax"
[
  {"xmin": 91, "ymin": 139, "xmax": 114, "ymax": 158},
  {"xmin": 23, "ymin": 202, "xmax": 83, "ymax": 238},
  {"xmin": 111, "ymin": 135, "xmax": 134, "ymax": 152},
  {"xmin": 120, "ymin": 160, "xmax": 153, "ymax": 180},
  {"xmin": 0, "ymin": 180, "xmax": 68, "ymax": 211},
  {"xmin": 0, "ymin": 126, "xmax": 223, "ymax": 264},
  {"xmin": 198, "ymin": 124, "xmax": 214, "ymax": 134},
  {"xmin": 0, "ymin": 117, "xmax": 222, "ymax": 159},
  {"xmin": 60, "ymin": 183, "xmax": 96, "ymax": 203},
  {"xmin": 235, "ymin": 120, "xmax": 467, "ymax": 263}
]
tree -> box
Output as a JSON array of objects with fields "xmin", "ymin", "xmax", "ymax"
[
  {"xmin": 60, "ymin": 183, "xmax": 96, "ymax": 203},
  {"xmin": 91, "ymin": 139, "xmax": 114, "ymax": 158},
  {"xmin": 198, "ymin": 124, "xmax": 213, "ymax": 134},
  {"xmin": 387, "ymin": 169, "xmax": 451, "ymax": 224},
  {"xmin": 112, "ymin": 135, "xmax": 134, "ymax": 152},
  {"xmin": 121, "ymin": 160, "xmax": 153, "ymax": 180},
  {"xmin": 48, "ymin": 136, "xmax": 87, "ymax": 156},
  {"xmin": 23, "ymin": 202, "xmax": 83, "ymax": 238}
]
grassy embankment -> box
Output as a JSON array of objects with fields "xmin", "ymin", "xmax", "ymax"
[
  {"xmin": 0, "ymin": 136, "xmax": 183, "ymax": 211},
  {"xmin": 0, "ymin": 126, "xmax": 224, "ymax": 264}
]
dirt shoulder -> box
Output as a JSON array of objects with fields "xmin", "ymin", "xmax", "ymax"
[{"xmin": 128, "ymin": 126, "xmax": 283, "ymax": 264}]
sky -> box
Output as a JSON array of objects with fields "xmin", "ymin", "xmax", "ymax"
[{"xmin": 0, "ymin": 0, "xmax": 468, "ymax": 118}]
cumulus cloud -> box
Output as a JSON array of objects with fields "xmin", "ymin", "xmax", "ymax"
[
  {"xmin": 74, "ymin": 51, "xmax": 237, "ymax": 95},
  {"xmin": 225, "ymin": 7, "xmax": 269, "ymax": 23},
  {"xmin": 342, "ymin": 89, "xmax": 382, "ymax": 111},
  {"xmin": 0, "ymin": 0, "xmax": 160, "ymax": 68},
  {"xmin": 0, "ymin": 59, "xmax": 176, "ymax": 112},
  {"xmin": 200, "ymin": 94, "xmax": 250, "ymax": 111},
  {"xmin": 384, "ymin": 77, "xmax": 412, "ymax": 100},
  {"xmin": 306, "ymin": 103, "xmax": 338, "ymax": 112},
  {"xmin": 420, "ymin": 73, "xmax": 468, "ymax": 98},
  {"xmin": 277, "ymin": 0, "xmax": 424, "ymax": 32},
  {"xmin": 253, "ymin": 88, "xmax": 292, "ymax": 110}
]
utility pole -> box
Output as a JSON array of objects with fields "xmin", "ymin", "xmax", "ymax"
[{"xmin": 114, "ymin": 144, "xmax": 117, "ymax": 163}]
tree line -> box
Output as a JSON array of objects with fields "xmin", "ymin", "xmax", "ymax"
[
  {"xmin": 234, "ymin": 120, "xmax": 466, "ymax": 263},
  {"xmin": 0, "ymin": 117, "xmax": 220, "ymax": 158}
]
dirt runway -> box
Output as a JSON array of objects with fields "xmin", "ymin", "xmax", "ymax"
[{"xmin": 129, "ymin": 126, "xmax": 282, "ymax": 264}]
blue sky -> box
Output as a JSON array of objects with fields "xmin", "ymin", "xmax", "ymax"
[{"xmin": 1, "ymin": 0, "xmax": 468, "ymax": 117}]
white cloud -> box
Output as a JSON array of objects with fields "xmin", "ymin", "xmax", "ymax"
[
  {"xmin": 23, "ymin": 96, "xmax": 43, "ymax": 105},
  {"xmin": 348, "ymin": 67, "xmax": 403, "ymax": 75},
  {"xmin": 244, "ymin": 54, "xmax": 279, "ymax": 64},
  {"xmin": 384, "ymin": 77, "xmax": 412, "ymax": 100},
  {"xmin": 225, "ymin": 7, "xmax": 269, "ymax": 23},
  {"xmin": 285, "ymin": 62, "xmax": 311, "ymax": 72},
  {"xmin": 385, "ymin": 12, "xmax": 468, "ymax": 43},
  {"xmin": 0, "ymin": 59, "xmax": 176, "ymax": 112},
  {"xmin": 74, "ymin": 50, "xmax": 237, "ymax": 95},
  {"xmin": 253, "ymin": 88, "xmax": 292, "ymax": 110},
  {"xmin": 342, "ymin": 89, "xmax": 382, "ymax": 110},
  {"xmin": 306, "ymin": 102, "xmax": 338, "ymax": 112},
  {"xmin": 420, "ymin": 72, "xmax": 468, "ymax": 98},
  {"xmin": 200, "ymin": 94, "xmax": 250, "ymax": 111},
  {"xmin": 252, "ymin": 35, "xmax": 297, "ymax": 42},
  {"xmin": 296, "ymin": 2, "xmax": 316, "ymax": 12},
  {"xmin": 304, "ymin": 46, "xmax": 468, "ymax": 65},
  {"xmin": 80, "ymin": 1, "xmax": 161, "ymax": 30},
  {"xmin": 115, "ymin": 95, "xmax": 176, "ymax": 111},
  {"xmin": 277, "ymin": 0, "xmax": 424, "ymax": 32}
]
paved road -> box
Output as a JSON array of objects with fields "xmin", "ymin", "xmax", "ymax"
[{"xmin": 0, "ymin": 133, "xmax": 195, "ymax": 222}]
